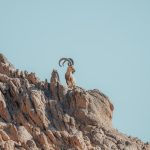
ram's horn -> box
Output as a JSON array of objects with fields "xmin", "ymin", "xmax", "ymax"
[
  {"xmin": 59, "ymin": 58, "xmax": 71, "ymax": 66},
  {"xmin": 68, "ymin": 58, "xmax": 74, "ymax": 65}
]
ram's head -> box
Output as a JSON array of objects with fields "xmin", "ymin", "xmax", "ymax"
[{"xmin": 59, "ymin": 58, "xmax": 75, "ymax": 73}]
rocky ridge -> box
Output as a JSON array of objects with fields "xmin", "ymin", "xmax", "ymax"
[{"xmin": 0, "ymin": 53, "xmax": 149, "ymax": 150}]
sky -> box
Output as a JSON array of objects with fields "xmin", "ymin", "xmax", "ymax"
[{"xmin": 0, "ymin": 0, "xmax": 150, "ymax": 142}]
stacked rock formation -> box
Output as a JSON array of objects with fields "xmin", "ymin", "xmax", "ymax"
[{"xmin": 0, "ymin": 53, "xmax": 149, "ymax": 150}]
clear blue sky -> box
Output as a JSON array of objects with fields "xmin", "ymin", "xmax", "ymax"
[{"xmin": 0, "ymin": 0, "xmax": 150, "ymax": 142}]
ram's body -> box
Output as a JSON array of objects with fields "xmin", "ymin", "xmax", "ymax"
[
  {"xmin": 65, "ymin": 66, "xmax": 75, "ymax": 88},
  {"xmin": 59, "ymin": 58, "xmax": 76, "ymax": 89}
]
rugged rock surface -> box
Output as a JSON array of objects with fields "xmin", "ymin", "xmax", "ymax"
[{"xmin": 0, "ymin": 53, "xmax": 149, "ymax": 150}]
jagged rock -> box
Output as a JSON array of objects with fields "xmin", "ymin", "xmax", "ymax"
[
  {"xmin": 0, "ymin": 54, "xmax": 149, "ymax": 150},
  {"xmin": 30, "ymin": 90, "xmax": 49, "ymax": 128},
  {"xmin": 0, "ymin": 54, "xmax": 14, "ymax": 68},
  {"xmin": 0, "ymin": 130, "xmax": 10, "ymax": 141},
  {"xmin": 0, "ymin": 91, "xmax": 11, "ymax": 122},
  {"xmin": 0, "ymin": 53, "xmax": 15, "ymax": 77},
  {"xmin": 27, "ymin": 72, "xmax": 39, "ymax": 84},
  {"xmin": 4, "ymin": 124, "xmax": 18, "ymax": 142}
]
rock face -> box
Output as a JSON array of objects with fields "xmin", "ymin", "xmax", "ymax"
[{"xmin": 0, "ymin": 53, "xmax": 149, "ymax": 150}]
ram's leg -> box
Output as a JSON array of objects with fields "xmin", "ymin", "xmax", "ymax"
[
  {"xmin": 66, "ymin": 79, "xmax": 71, "ymax": 88},
  {"xmin": 70, "ymin": 77, "xmax": 75, "ymax": 89},
  {"xmin": 66, "ymin": 79, "xmax": 69, "ymax": 87},
  {"xmin": 72, "ymin": 79, "xmax": 76, "ymax": 88}
]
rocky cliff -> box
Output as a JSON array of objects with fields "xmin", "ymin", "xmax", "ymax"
[{"xmin": 0, "ymin": 53, "xmax": 149, "ymax": 150}]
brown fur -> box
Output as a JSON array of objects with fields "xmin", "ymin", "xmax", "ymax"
[{"xmin": 65, "ymin": 65, "xmax": 75, "ymax": 88}]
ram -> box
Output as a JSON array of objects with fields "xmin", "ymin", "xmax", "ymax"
[{"xmin": 59, "ymin": 58, "xmax": 75, "ymax": 89}]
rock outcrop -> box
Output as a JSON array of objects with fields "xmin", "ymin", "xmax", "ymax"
[{"xmin": 0, "ymin": 53, "xmax": 149, "ymax": 150}]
